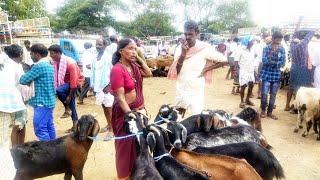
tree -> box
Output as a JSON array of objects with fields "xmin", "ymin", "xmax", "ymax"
[
  {"xmin": 116, "ymin": 10, "xmax": 175, "ymax": 38},
  {"xmin": 53, "ymin": 0, "xmax": 121, "ymax": 33},
  {"xmin": 209, "ymin": 0, "xmax": 254, "ymax": 34},
  {"xmin": 0, "ymin": 0, "xmax": 47, "ymax": 21}
]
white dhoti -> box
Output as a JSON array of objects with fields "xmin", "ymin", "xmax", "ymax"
[{"xmin": 239, "ymin": 69, "xmax": 255, "ymax": 86}]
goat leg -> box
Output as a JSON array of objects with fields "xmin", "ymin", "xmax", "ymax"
[
  {"xmin": 317, "ymin": 120, "xmax": 320, "ymax": 141},
  {"xmin": 64, "ymin": 171, "xmax": 72, "ymax": 180},
  {"xmin": 302, "ymin": 121, "xmax": 312, "ymax": 137},
  {"xmin": 72, "ymin": 170, "xmax": 83, "ymax": 180}
]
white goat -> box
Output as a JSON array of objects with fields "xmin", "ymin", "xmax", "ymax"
[{"xmin": 293, "ymin": 87, "xmax": 320, "ymax": 139}]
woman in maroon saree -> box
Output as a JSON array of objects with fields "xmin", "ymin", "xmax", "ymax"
[{"xmin": 110, "ymin": 38, "xmax": 152, "ymax": 179}]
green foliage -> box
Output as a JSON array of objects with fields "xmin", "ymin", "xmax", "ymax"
[
  {"xmin": 0, "ymin": 0, "xmax": 47, "ymax": 21},
  {"xmin": 115, "ymin": 10, "xmax": 176, "ymax": 38},
  {"xmin": 201, "ymin": 0, "xmax": 254, "ymax": 34},
  {"xmin": 53, "ymin": 0, "xmax": 120, "ymax": 33}
]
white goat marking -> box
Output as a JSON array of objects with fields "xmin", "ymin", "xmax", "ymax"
[
  {"xmin": 160, "ymin": 106, "xmax": 170, "ymax": 113},
  {"xmin": 201, "ymin": 110, "xmax": 210, "ymax": 115}
]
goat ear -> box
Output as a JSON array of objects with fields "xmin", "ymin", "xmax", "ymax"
[
  {"xmin": 179, "ymin": 124, "xmax": 187, "ymax": 143},
  {"xmin": 196, "ymin": 116, "xmax": 201, "ymax": 129},
  {"xmin": 146, "ymin": 132, "xmax": 156, "ymax": 152},
  {"xmin": 91, "ymin": 119, "xmax": 100, "ymax": 137},
  {"xmin": 75, "ymin": 121, "xmax": 79, "ymax": 136}
]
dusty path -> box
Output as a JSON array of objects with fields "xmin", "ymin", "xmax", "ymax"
[{"xmin": 22, "ymin": 68, "xmax": 319, "ymax": 180}]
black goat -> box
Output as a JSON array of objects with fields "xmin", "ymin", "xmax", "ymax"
[
  {"xmin": 193, "ymin": 142, "xmax": 284, "ymax": 180},
  {"xmin": 146, "ymin": 125, "xmax": 209, "ymax": 180},
  {"xmin": 168, "ymin": 121, "xmax": 271, "ymax": 150},
  {"xmin": 123, "ymin": 111, "xmax": 163, "ymax": 180},
  {"xmin": 10, "ymin": 115, "xmax": 100, "ymax": 180}
]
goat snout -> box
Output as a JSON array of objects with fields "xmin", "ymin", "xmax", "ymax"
[{"xmin": 174, "ymin": 139, "xmax": 182, "ymax": 150}]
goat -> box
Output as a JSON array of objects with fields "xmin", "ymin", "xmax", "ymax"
[
  {"xmin": 293, "ymin": 87, "xmax": 320, "ymax": 140},
  {"xmin": 234, "ymin": 107, "xmax": 262, "ymax": 132},
  {"xmin": 123, "ymin": 111, "xmax": 163, "ymax": 180},
  {"xmin": 154, "ymin": 104, "xmax": 185, "ymax": 124},
  {"xmin": 167, "ymin": 121, "xmax": 271, "ymax": 150},
  {"xmin": 193, "ymin": 142, "xmax": 285, "ymax": 180},
  {"xmin": 10, "ymin": 115, "xmax": 100, "ymax": 180},
  {"xmin": 171, "ymin": 148, "xmax": 262, "ymax": 180},
  {"xmin": 146, "ymin": 125, "xmax": 209, "ymax": 180}
]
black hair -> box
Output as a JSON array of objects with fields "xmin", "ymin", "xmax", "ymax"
[
  {"xmin": 6, "ymin": 44, "xmax": 23, "ymax": 59},
  {"xmin": 184, "ymin": 20, "xmax": 199, "ymax": 33},
  {"xmin": 30, "ymin": 43, "xmax": 48, "ymax": 57},
  {"xmin": 48, "ymin": 44, "xmax": 63, "ymax": 54},
  {"xmin": 24, "ymin": 40, "xmax": 31, "ymax": 45},
  {"xmin": 233, "ymin": 37, "xmax": 240, "ymax": 42},
  {"xmin": 84, "ymin": 42, "xmax": 92, "ymax": 49},
  {"xmin": 110, "ymin": 35, "xmax": 118, "ymax": 43},
  {"xmin": 272, "ymin": 31, "xmax": 283, "ymax": 40},
  {"xmin": 112, "ymin": 38, "xmax": 134, "ymax": 65}
]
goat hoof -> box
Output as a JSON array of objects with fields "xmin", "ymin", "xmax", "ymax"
[
  {"xmin": 299, "ymin": 125, "xmax": 303, "ymax": 129},
  {"xmin": 293, "ymin": 128, "xmax": 299, "ymax": 133}
]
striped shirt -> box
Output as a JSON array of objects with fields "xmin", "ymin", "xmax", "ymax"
[
  {"xmin": 20, "ymin": 58, "xmax": 56, "ymax": 108},
  {"xmin": 290, "ymin": 31, "xmax": 314, "ymax": 67},
  {"xmin": 260, "ymin": 44, "xmax": 286, "ymax": 82}
]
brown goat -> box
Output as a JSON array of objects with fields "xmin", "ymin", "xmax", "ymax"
[
  {"xmin": 11, "ymin": 115, "xmax": 100, "ymax": 180},
  {"xmin": 171, "ymin": 149, "xmax": 262, "ymax": 180}
]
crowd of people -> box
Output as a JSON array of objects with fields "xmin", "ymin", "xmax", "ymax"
[{"xmin": 1, "ymin": 18, "xmax": 320, "ymax": 179}]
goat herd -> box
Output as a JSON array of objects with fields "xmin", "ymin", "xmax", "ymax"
[{"xmin": 9, "ymin": 105, "xmax": 286, "ymax": 180}]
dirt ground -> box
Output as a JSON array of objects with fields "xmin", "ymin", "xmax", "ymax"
[{"xmin": 22, "ymin": 68, "xmax": 320, "ymax": 180}]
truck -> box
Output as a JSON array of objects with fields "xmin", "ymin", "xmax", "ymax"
[{"xmin": 59, "ymin": 39, "xmax": 96, "ymax": 63}]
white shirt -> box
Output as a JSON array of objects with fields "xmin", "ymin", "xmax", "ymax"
[
  {"xmin": 23, "ymin": 47, "xmax": 33, "ymax": 66},
  {"xmin": 81, "ymin": 48, "xmax": 95, "ymax": 77},
  {"xmin": 251, "ymin": 42, "xmax": 264, "ymax": 67},
  {"xmin": 0, "ymin": 53, "xmax": 26, "ymax": 113},
  {"xmin": 309, "ymin": 40, "xmax": 320, "ymax": 88},
  {"xmin": 106, "ymin": 43, "xmax": 117, "ymax": 56}
]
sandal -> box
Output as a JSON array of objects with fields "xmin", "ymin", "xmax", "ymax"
[
  {"xmin": 239, "ymin": 102, "xmax": 246, "ymax": 108},
  {"xmin": 284, "ymin": 106, "xmax": 291, "ymax": 111},
  {"xmin": 261, "ymin": 111, "xmax": 266, "ymax": 118},
  {"xmin": 65, "ymin": 127, "xmax": 75, "ymax": 133},
  {"xmin": 100, "ymin": 126, "xmax": 110, "ymax": 133},
  {"xmin": 267, "ymin": 113, "xmax": 278, "ymax": 120},
  {"xmin": 60, "ymin": 111, "xmax": 71, "ymax": 119},
  {"xmin": 245, "ymin": 100, "xmax": 255, "ymax": 106}
]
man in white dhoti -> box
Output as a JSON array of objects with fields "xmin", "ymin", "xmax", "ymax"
[{"xmin": 167, "ymin": 20, "xmax": 227, "ymax": 115}]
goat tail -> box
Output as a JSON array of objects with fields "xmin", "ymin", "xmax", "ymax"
[{"xmin": 265, "ymin": 149, "xmax": 285, "ymax": 179}]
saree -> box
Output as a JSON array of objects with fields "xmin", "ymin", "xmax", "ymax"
[{"xmin": 110, "ymin": 62, "xmax": 144, "ymax": 178}]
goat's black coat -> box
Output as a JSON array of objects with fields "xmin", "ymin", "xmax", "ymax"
[
  {"xmin": 193, "ymin": 142, "xmax": 285, "ymax": 180},
  {"xmin": 184, "ymin": 125, "xmax": 263, "ymax": 150},
  {"xmin": 124, "ymin": 111, "xmax": 163, "ymax": 180},
  {"xmin": 147, "ymin": 126, "xmax": 208, "ymax": 180},
  {"xmin": 11, "ymin": 136, "xmax": 70, "ymax": 176},
  {"xmin": 10, "ymin": 114, "xmax": 99, "ymax": 180}
]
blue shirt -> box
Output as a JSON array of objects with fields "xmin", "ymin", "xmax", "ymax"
[
  {"xmin": 290, "ymin": 31, "xmax": 314, "ymax": 67},
  {"xmin": 260, "ymin": 44, "xmax": 286, "ymax": 82},
  {"xmin": 20, "ymin": 59, "xmax": 56, "ymax": 108}
]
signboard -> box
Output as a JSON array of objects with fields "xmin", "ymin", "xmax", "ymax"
[{"xmin": 12, "ymin": 17, "xmax": 51, "ymax": 37}]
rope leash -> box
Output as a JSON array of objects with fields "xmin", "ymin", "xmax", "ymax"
[
  {"xmin": 154, "ymin": 153, "xmax": 170, "ymax": 162},
  {"xmin": 88, "ymin": 132, "xmax": 143, "ymax": 142}
]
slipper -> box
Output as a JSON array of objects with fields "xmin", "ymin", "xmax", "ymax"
[
  {"xmin": 239, "ymin": 102, "xmax": 246, "ymax": 108},
  {"xmin": 267, "ymin": 114, "xmax": 278, "ymax": 120},
  {"xmin": 65, "ymin": 127, "xmax": 74, "ymax": 133},
  {"xmin": 60, "ymin": 111, "xmax": 71, "ymax": 119},
  {"xmin": 77, "ymin": 101, "xmax": 84, "ymax": 105},
  {"xmin": 284, "ymin": 107, "xmax": 291, "ymax": 111},
  {"xmin": 246, "ymin": 100, "xmax": 255, "ymax": 106}
]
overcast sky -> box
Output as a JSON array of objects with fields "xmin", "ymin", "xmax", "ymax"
[{"xmin": 45, "ymin": 0, "xmax": 320, "ymax": 27}]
